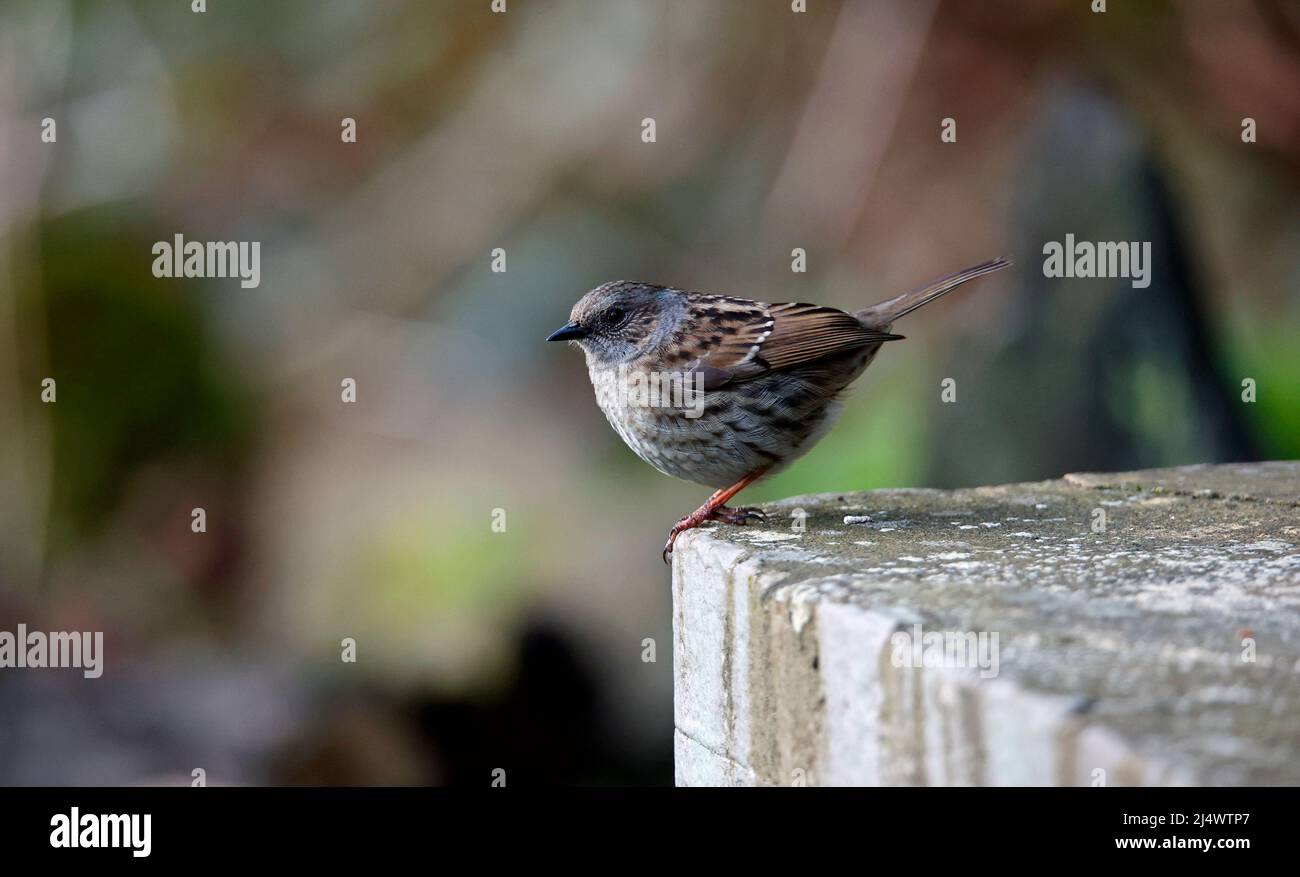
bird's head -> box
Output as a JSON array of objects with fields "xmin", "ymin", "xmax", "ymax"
[{"xmin": 546, "ymin": 281, "xmax": 683, "ymax": 366}]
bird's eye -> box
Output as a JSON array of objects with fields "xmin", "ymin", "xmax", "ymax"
[{"xmin": 606, "ymin": 306, "xmax": 627, "ymax": 325}]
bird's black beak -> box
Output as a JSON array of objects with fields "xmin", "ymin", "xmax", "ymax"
[{"xmin": 546, "ymin": 321, "xmax": 587, "ymax": 342}]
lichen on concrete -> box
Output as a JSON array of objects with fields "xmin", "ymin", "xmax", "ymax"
[{"xmin": 671, "ymin": 462, "xmax": 1300, "ymax": 786}]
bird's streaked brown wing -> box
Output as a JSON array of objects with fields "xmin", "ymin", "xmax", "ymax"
[
  {"xmin": 684, "ymin": 297, "xmax": 902, "ymax": 389},
  {"xmin": 757, "ymin": 302, "xmax": 902, "ymax": 370}
]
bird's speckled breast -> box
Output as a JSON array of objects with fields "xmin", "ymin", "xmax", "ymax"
[{"xmin": 587, "ymin": 344, "xmax": 881, "ymax": 489}]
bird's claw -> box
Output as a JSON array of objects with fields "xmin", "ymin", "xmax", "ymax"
[
  {"xmin": 710, "ymin": 505, "xmax": 766, "ymax": 526},
  {"xmin": 663, "ymin": 505, "xmax": 767, "ymax": 564},
  {"xmin": 663, "ymin": 515, "xmax": 697, "ymax": 564}
]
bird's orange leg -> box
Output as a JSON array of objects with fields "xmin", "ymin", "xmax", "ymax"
[{"xmin": 663, "ymin": 467, "xmax": 770, "ymax": 564}]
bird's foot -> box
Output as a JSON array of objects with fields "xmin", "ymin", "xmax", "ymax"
[
  {"xmin": 662, "ymin": 505, "xmax": 767, "ymax": 563},
  {"xmin": 663, "ymin": 509, "xmax": 710, "ymax": 564},
  {"xmin": 708, "ymin": 505, "xmax": 767, "ymax": 526},
  {"xmin": 663, "ymin": 469, "xmax": 771, "ymax": 564}
]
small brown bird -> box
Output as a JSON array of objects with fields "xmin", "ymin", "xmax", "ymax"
[{"xmin": 547, "ymin": 258, "xmax": 1011, "ymax": 562}]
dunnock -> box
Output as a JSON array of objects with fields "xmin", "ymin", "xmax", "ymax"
[{"xmin": 547, "ymin": 258, "xmax": 1011, "ymax": 562}]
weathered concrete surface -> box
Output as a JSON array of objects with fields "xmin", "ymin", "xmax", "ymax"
[{"xmin": 672, "ymin": 462, "xmax": 1300, "ymax": 786}]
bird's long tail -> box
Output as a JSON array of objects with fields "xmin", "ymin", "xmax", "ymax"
[{"xmin": 855, "ymin": 257, "xmax": 1011, "ymax": 329}]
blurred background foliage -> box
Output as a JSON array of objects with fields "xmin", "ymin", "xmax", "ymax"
[{"xmin": 0, "ymin": 0, "xmax": 1297, "ymax": 785}]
